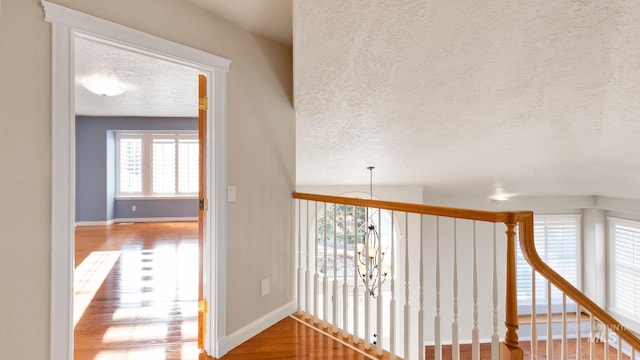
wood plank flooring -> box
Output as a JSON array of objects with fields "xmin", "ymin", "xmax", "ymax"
[
  {"xmin": 204, "ymin": 316, "xmax": 371, "ymax": 360},
  {"xmin": 74, "ymin": 222, "xmax": 200, "ymax": 360},
  {"xmin": 426, "ymin": 339, "xmax": 630, "ymax": 360}
]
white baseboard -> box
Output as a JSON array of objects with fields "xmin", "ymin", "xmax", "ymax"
[
  {"xmin": 113, "ymin": 217, "xmax": 198, "ymax": 223},
  {"xmin": 75, "ymin": 220, "xmax": 115, "ymax": 227},
  {"xmin": 75, "ymin": 217, "xmax": 197, "ymax": 226},
  {"xmin": 217, "ymin": 301, "xmax": 296, "ymax": 357}
]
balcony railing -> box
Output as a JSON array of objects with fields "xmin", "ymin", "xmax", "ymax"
[{"xmin": 292, "ymin": 192, "xmax": 640, "ymax": 360}]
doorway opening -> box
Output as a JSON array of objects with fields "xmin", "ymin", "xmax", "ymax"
[
  {"xmin": 73, "ymin": 33, "xmax": 204, "ymax": 359},
  {"xmin": 44, "ymin": 2, "xmax": 230, "ymax": 359}
]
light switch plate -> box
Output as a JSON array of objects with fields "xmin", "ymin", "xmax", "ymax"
[
  {"xmin": 227, "ymin": 186, "xmax": 236, "ymax": 202},
  {"xmin": 261, "ymin": 278, "xmax": 270, "ymax": 296}
]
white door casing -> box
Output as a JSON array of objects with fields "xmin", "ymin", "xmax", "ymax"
[{"xmin": 43, "ymin": 2, "xmax": 230, "ymax": 359}]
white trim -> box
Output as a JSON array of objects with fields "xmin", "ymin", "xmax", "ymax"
[
  {"xmin": 210, "ymin": 65, "xmax": 229, "ymax": 357},
  {"xmin": 75, "ymin": 220, "xmax": 115, "ymax": 227},
  {"xmin": 114, "ymin": 196, "xmax": 199, "ymax": 200},
  {"xmin": 74, "ymin": 217, "xmax": 198, "ymax": 227},
  {"xmin": 41, "ymin": 1, "xmax": 231, "ymax": 72},
  {"xmin": 217, "ymin": 302, "xmax": 296, "ymax": 356},
  {"xmin": 43, "ymin": 2, "xmax": 230, "ymax": 359},
  {"xmin": 50, "ymin": 20, "xmax": 75, "ymax": 360}
]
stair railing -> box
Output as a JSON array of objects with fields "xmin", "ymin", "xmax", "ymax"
[
  {"xmin": 518, "ymin": 217, "xmax": 640, "ymax": 359},
  {"xmin": 292, "ymin": 192, "xmax": 640, "ymax": 360}
]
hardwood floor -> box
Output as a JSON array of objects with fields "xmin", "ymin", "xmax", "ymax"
[
  {"xmin": 74, "ymin": 222, "xmax": 200, "ymax": 360},
  {"xmin": 75, "ymin": 222, "xmax": 632, "ymax": 360},
  {"xmin": 204, "ymin": 316, "xmax": 372, "ymax": 360},
  {"xmin": 426, "ymin": 339, "xmax": 631, "ymax": 359},
  {"xmin": 75, "ymin": 221, "xmax": 379, "ymax": 360}
]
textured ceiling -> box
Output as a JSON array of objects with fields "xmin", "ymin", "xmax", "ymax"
[
  {"xmin": 75, "ymin": 36, "xmax": 200, "ymax": 117},
  {"xmin": 294, "ymin": 0, "xmax": 640, "ymax": 200},
  {"xmin": 73, "ymin": 0, "xmax": 640, "ymax": 201}
]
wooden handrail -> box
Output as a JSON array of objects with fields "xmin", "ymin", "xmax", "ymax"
[
  {"xmin": 293, "ymin": 192, "xmax": 517, "ymax": 223},
  {"xmin": 517, "ymin": 214, "xmax": 640, "ymax": 351}
]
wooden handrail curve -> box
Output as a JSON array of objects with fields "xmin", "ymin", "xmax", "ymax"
[{"xmin": 517, "ymin": 214, "xmax": 640, "ymax": 350}]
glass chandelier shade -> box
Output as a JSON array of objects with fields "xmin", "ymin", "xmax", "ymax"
[{"xmin": 356, "ymin": 222, "xmax": 389, "ymax": 297}]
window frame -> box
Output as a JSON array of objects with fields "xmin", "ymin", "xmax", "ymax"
[
  {"xmin": 115, "ymin": 130, "xmax": 199, "ymax": 199},
  {"xmin": 309, "ymin": 192, "xmax": 399, "ymax": 287},
  {"xmin": 608, "ymin": 216, "xmax": 640, "ymax": 332},
  {"xmin": 516, "ymin": 214, "xmax": 582, "ymax": 314}
]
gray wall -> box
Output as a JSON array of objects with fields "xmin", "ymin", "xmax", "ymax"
[{"xmin": 75, "ymin": 115, "xmax": 198, "ymax": 222}]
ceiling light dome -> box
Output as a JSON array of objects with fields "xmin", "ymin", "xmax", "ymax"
[{"xmin": 82, "ymin": 76, "xmax": 126, "ymax": 96}]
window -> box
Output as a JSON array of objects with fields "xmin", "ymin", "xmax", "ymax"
[
  {"xmin": 116, "ymin": 131, "xmax": 198, "ymax": 197},
  {"xmin": 312, "ymin": 193, "xmax": 396, "ymax": 280},
  {"xmin": 516, "ymin": 214, "xmax": 581, "ymax": 312},
  {"xmin": 609, "ymin": 218, "xmax": 640, "ymax": 324}
]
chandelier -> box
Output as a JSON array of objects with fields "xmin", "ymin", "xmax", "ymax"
[{"xmin": 356, "ymin": 166, "xmax": 390, "ymax": 297}]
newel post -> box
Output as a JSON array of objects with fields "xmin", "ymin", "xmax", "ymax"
[{"xmin": 501, "ymin": 216, "xmax": 524, "ymax": 360}]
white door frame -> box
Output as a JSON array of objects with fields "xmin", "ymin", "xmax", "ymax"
[{"xmin": 43, "ymin": 2, "xmax": 230, "ymax": 359}]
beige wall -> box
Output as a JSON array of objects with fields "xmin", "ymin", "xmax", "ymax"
[
  {"xmin": 0, "ymin": 0, "xmax": 294, "ymax": 357},
  {"xmin": 0, "ymin": 1, "xmax": 52, "ymax": 360}
]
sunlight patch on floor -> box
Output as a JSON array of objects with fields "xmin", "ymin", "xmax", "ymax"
[
  {"xmin": 74, "ymin": 250, "xmax": 122, "ymax": 328},
  {"xmin": 101, "ymin": 323, "xmax": 168, "ymax": 343}
]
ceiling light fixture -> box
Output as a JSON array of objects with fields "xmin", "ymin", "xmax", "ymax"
[
  {"xmin": 490, "ymin": 188, "xmax": 511, "ymax": 205},
  {"xmin": 82, "ymin": 76, "xmax": 126, "ymax": 96}
]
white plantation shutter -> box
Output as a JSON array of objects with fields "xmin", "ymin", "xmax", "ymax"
[
  {"xmin": 611, "ymin": 218, "xmax": 640, "ymax": 321},
  {"xmin": 516, "ymin": 215, "xmax": 580, "ymax": 310},
  {"xmin": 118, "ymin": 136, "xmax": 143, "ymax": 195},
  {"xmin": 152, "ymin": 138, "xmax": 177, "ymax": 194},
  {"xmin": 116, "ymin": 131, "xmax": 198, "ymax": 197},
  {"xmin": 178, "ymin": 138, "xmax": 199, "ymax": 194}
]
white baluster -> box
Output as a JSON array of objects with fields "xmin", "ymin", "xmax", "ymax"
[
  {"xmin": 589, "ymin": 314, "xmax": 595, "ymax": 360},
  {"xmin": 305, "ymin": 201, "xmax": 311, "ymax": 319},
  {"xmin": 364, "ymin": 207, "xmax": 371, "ymax": 350},
  {"xmin": 604, "ymin": 326, "xmax": 609, "ymax": 360},
  {"xmin": 618, "ymin": 338, "xmax": 623, "ymax": 360},
  {"xmin": 296, "ymin": 199, "xmax": 301, "ymax": 315},
  {"xmin": 452, "ymin": 219, "xmax": 459, "ymax": 360},
  {"xmin": 353, "ymin": 206, "xmax": 359, "ymax": 345},
  {"xmin": 576, "ymin": 304, "xmax": 581, "ymax": 360},
  {"xmin": 491, "ymin": 223, "xmax": 499, "ymax": 360},
  {"xmin": 547, "ymin": 281, "xmax": 553, "ymax": 359},
  {"xmin": 323, "ymin": 203, "xmax": 328, "ymax": 328},
  {"xmin": 342, "ymin": 205, "xmax": 349, "ymax": 339},
  {"xmin": 404, "ymin": 213, "xmax": 411, "ymax": 360},
  {"xmin": 562, "ymin": 294, "xmax": 568, "ymax": 360},
  {"xmin": 472, "ymin": 221, "xmax": 479, "ymax": 360},
  {"xmin": 314, "ymin": 202, "xmax": 319, "ymax": 324},
  {"xmin": 531, "ymin": 267, "xmax": 538, "ymax": 360},
  {"xmin": 435, "ymin": 218, "xmax": 441, "ymax": 360},
  {"xmin": 390, "ymin": 211, "xmax": 397, "ymax": 360},
  {"xmin": 377, "ymin": 209, "xmax": 384, "ymax": 356},
  {"xmin": 332, "ymin": 203, "xmax": 339, "ymax": 333},
  {"xmin": 418, "ymin": 215, "xmax": 425, "ymax": 360}
]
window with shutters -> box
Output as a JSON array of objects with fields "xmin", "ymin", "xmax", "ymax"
[
  {"xmin": 516, "ymin": 214, "xmax": 581, "ymax": 313},
  {"xmin": 116, "ymin": 131, "xmax": 198, "ymax": 197},
  {"xmin": 609, "ymin": 217, "xmax": 640, "ymax": 324}
]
